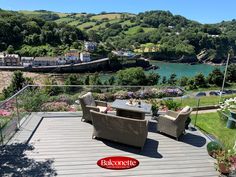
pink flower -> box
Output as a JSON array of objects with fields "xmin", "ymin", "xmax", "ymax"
[{"xmin": 0, "ymin": 109, "xmax": 11, "ymax": 116}]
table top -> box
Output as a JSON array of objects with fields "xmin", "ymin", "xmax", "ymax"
[{"xmin": 111, "ymin": 99, "xmax": 152, "ymax": 113}]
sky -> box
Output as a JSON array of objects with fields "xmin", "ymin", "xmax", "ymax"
[{"xmin": 0, "ymin": 0, "xmax": 235, "ymax": 24}]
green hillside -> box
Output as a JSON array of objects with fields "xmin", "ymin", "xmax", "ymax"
[{"xmin": 1, "ymin": 9, "xmax": 236, "ymax": 63}]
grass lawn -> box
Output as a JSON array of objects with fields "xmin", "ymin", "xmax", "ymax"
[
  {"xmin": 68, "ymin": 20, "xmax": 82, "ymax": 26},
  {"xmin": 91, "ymin": 14, "xmax": 122, "ymax": 20},
  {"xmin": 90, "ymin": 19, "xmax": 121, "ymax": 30},
  {"xmin": 55, "ymin": 17, "xmax": 75, "ymax": 24},
  {"xmin": 120, "ymin": 20, "xmax": 136, "ymax": 27},
  {"xmin": 191, "ymin": 112, "xmax": 236, "ymax": 149},
  {"xmin": 77, "ymin": 22, "xmax": 96, "ymax": 29},
  {"xmin": 174, "ymin": 94, "xmax": 236, "ymax": 108},
  {"xmin": 125, "ymin": 26, "xmax": 156, "ymax": 35},
  {"xmin": 185, "ymin": 83, "xmax": 236, "ymax": 93},
  {"xmin": 19, "ymin": 10, "xmax": 68, "ymax": 18}
]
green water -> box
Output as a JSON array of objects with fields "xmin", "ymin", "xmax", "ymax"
[
  {"xmin": 97, "ymin": 61, "xmax": 225, "ymax": 80},
  {"xmin": 148, "ymin": 61, "xmax": 225, "ymax": 78}
]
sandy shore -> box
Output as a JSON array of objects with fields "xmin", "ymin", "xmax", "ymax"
[{"xmin": 0, "ymin": 71, "xmax": 51, "ymax": 92}]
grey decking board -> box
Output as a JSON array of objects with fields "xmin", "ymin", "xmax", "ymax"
[{"xmin": 5, "ymin": 112, "xmax": 218, "ymax": 177}]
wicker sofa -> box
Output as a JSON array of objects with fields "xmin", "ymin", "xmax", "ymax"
[
  {"xmin": 157, "ymin": 106, "xmax": 192, "ymax": 140},
  {"xmin": 79, "ymin": 92, "xmax": 108, "ymax": 122},
  {"xmin": 90, "ymin": 110, "xmax": 148, "ymax": 149}
]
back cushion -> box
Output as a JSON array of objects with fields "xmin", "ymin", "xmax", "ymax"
[
  {"xmin": 81, "ymin": 92, "xmax": 96, "ymax": 106},
  {"xmin": 176, "ymin": 106, "xmax": 191, "ymax": 119},
  {"xmin": 181, "ymin": 106, "xmax": 190, "ymax": 113}
]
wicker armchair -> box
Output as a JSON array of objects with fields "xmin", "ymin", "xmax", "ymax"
[
  {"xmin": 157, "ymin": 106, "xmax": 192, "ymax": 140},
  {"xmin": 79, "ymin": 92, "xmax": 107, "ymax": 122}
]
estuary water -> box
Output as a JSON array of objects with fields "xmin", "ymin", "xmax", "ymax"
[
  {"xmin": 98, "ymin": 60, "xmax": 225, "ymax": 80},
  {"xmin": 148, "ymin": 60, "xmax": 225, "ymax": 78}
]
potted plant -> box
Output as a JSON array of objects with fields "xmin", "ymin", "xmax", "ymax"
[
  {"xmin": 150, "ymin": 99, "xmax": 159, "ymax": 116},
  {"xmin": 215, "ymin": 149, "xmax": 236, "ymax": 175},
  {"xmin": 207, "ymin": 141, "xmax": 223, "ymax": 158},
  {"xmin": 215, "ymin": 150, "xmax": 231, "ymax": 174}
]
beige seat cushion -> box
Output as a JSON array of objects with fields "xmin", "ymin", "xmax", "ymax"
[{"xmin": 97, "ymin": 106, "xmax": 107, "ymax": 113}]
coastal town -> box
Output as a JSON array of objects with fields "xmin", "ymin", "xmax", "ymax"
[
  {"xmin": 0, "ymin": 41, "xmax": 96, "ymax": 67},
  {"xmin": 0, "ymin": 40, "xmax": 140, "ymax": 73}
]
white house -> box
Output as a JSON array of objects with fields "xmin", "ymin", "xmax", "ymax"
[
  {"xmin": 33, "ymin": 57, "xmax": 58, "ymax": 66},
  {"xmin": 80, "ymin": 52, "xmax": 91, "ymax": 62},
  {"xmin": 64, "ymin": 49, "xmax": 80, "ymax": 63},
  {"xmin": 21, "ymin": 57, "xmax": 34, "ymax": 67},
  {"xmin": 57, "ymin": 57, "xmax": 67, "ymax": 65},
  {"xmin": 2, "ymin": 54, "xmax": 21, "ymax": 66},
  {"xmin": 0, "ymin": 53, "xmax": 4, "ymax": 66},
  {"xmin": 84, "ymin": 42, "xmax": 97, "ymax": 52}
]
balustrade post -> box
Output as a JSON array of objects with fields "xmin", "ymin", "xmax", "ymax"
[
  {"xmin": 15, "ymin": 96, "xmax": 20, "ymax": 129},
  {"xmin": 0, "ymin": 123, "xmax": 3, "ymax": 146}
]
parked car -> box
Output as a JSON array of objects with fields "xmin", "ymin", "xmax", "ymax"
[
  {"xmin": 209, "ymin": 91, "xmax": 218, "ymax": 96},
  {"xmin": 195, "ymin": 92, "xmax": 206, "ymax": 97},
  {"xmin": 216, "ymin": 91, "xmax": 226, "ymax": 96},
  {"xmin": 224, "ymin": 90, "xmax": 233, "ymax": 94}
]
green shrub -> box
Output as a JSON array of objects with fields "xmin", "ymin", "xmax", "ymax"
[
  {"xmin": 19, "ymin": 90, "xmax": 48, "ymax": 112},
  {"xmin": 164, "ymin": 99, "xmax": 181, "ymax": 111}
]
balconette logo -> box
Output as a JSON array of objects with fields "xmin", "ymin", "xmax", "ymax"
[{"xmin": 97, "ymin": 156, "xmax": 139, "ymax": 170}]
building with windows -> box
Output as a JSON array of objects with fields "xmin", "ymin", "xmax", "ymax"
[
  {"xmin": 80, "ymin": 52, "xmax": 91, "ymax": 62},
  {"xmin": 0, "ymin": 53, "xmax": 4, "ymax": 66},
  {"xmin": 33, "ymin": 57, "xmax": 58, "ymax": 66},
  {"xmin": 65, "ymin": 49, "xmax": 80, "ymax": 63},
  {"xmin": 2, "ymin": 54, "xmax": 21, "ymax": 66},
  {"xmin": 84, "ymin": 42, "xmax": 97, "ymax": 52},
  {"xmin": 21, "ymin": 57, "xmax": 34, "ymax": 67}
]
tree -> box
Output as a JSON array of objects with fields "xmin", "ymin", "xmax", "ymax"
[
  {"xmin": 3, "ymin": 71, "xmax": 33, "ymax": 98},
  {"xmin": 43, "ymin": 78, "xmax": 62, "ymax": 96},
  {"xmin": 167, "ymin": 73, "xmax": 177, "ymax": 85},
  {"xmin": 161, "ymin": 76, "xmax": 167, "ymax": 85},
  {"xmin": 147, "ymin": 72, "xmax": 160, "ymax": 85},
  {"xmin": 84, "ymin": 75, "xmax": 90, "ymax": 85},
  {"xmin": 87, "ymin": 30, "xmax": 101, "ymax": 42},
  {"xmin": 194, "ymin": 73, "xmax": 207, "ymax": 88},
  {"xmin": 11, "ymin": 71, "xmax": 26, "ymax": 92},
  {"xmin": 187, "ymin": 78, "xmax": 197, "ymax": 90},
  {"xmin": 6, "ymin": 45, "xmax": 14, "ymax": 54},
  {"xmin": 178, "ymin": 76, "xmax": 188, "ymax": 86},
  {"xmin": 227, "ymin": 64, "xmax": 236, "ymax": 83},
  {"xmin": 208, "ymin": 68, "xmax": 224, "ymax": 86},
  {"xmin": 90, "ymin": 73, "xmax": 102, "ymax": 85},
  {"xmin": 108, "ymin": 76, "xmax": 115, "ymax": 85},
  {"xmin": 64, "ymin": 74, "xmax": 83, "ymax": 93},
  {"xmin": 116, "ymin": 67, "xmax": 147, "ymax": 85}
]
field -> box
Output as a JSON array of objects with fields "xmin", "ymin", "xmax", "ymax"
[
  {"xmin": 191, "ymin": 112, "xmax": 236, "ymax": 149},
  {"xmin": 77, "ymin": 22, "xmax": 96, "ymax": 29},
  {"xmin": 91, "ymin": 13, "xmax": 122, "ymax": 20},
  {"xmin": 19, "ymin": 10, "xmax": 68, "ymax": 18},
  {"xmin": 90, "ymin": 19, "xmax": 121, "ymax": 30},
  {"xmin": 175, "ymin": 94, "xmax": 236, "ymax": 108},
  {"xmin": 125, "ymin": 26, "xmax": 156, "ymax": 35},
  {"xmin": 55, "ymin": 17, "xmax": 75, "ymax": 24}
]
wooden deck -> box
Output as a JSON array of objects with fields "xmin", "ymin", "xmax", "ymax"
[{"xmin": 2, "ymin": 112, "xmax": 218, "ymax": 177}]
